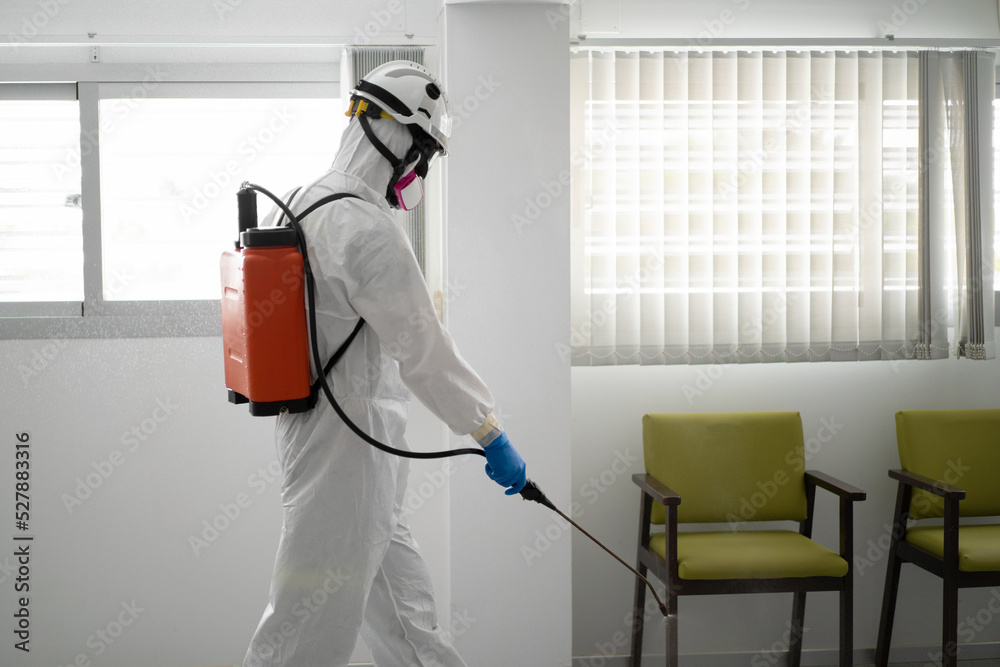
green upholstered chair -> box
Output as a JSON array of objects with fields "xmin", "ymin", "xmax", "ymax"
[
  {"xmin": 875, "ymin": 409, "xmax": 1000, "ymax": 667},
  {"xmin": 631, "ymin": 411, "xmax": 865, "ymax": 667}
]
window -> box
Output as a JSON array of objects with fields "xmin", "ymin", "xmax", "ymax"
[
  {"xmin": 0, "ymin": 84, "xmax": 82, "ymax": 311},
  {"xmin": 570, "ymin": 48, "xmax": 995, "ymax": 365},
  {"xmin": 0, "ymin": 78, "xmax": 344, "ymax": 338},
  {"xmin": 95, "ymin": 88, "xmax": 344, "ymax": 302}
]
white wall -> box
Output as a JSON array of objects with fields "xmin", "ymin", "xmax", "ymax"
[
  {"xmin": 1, "ymin": 0, "xmax": 442, "ymax": 42},
  {"xmin": 445, "ymin": 2, "xmax": 573, "ymax": 664},
  {"xmin": 572, "ymin": 357, "xmax": 1000, "ymax": 663},
  {"xmin": 565, "ymin": 0, "xmax": 1000, "ymax": 664},
  {"xmin": 1, "ymin": 338, "xmax": 284, "ymax": 666},
  {"xmin": 571, "ymin": 0, "xmax": 1000, "ymax": 42},
  {"xmin": 0, "ymin": 335, "xmax": 458, "ymax": 667}
]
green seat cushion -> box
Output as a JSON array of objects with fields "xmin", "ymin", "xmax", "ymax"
[
  {"xmin": 896, "ymin": 410, "xmax": 1000, "ymax": 519},
  {"xmin": 648, "ymin": 530, "xmax": 848, "ymax": 580},
  {"xmin": 905, "ymin": 524, "xmax": 1000, "ymax": 572}
]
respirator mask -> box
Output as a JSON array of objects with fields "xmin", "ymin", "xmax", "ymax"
[
  {"xmin": 388, "ymin": 126, "xmax": 443, "ymax": 211},
  {"xmin": 354, "ymin": 108, "xmax": 442, "ymax": 211}
]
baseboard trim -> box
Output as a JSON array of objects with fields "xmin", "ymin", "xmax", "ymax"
[{"xmin": 571, "ymin": 641, "xmax": 1000, "ymax": 667}]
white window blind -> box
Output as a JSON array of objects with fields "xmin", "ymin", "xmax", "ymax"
[
  {"xmin": 570, "ymin": 48, "xmax": 993, "ymax": 365},
  {"xmin": 929, "ymin": 51, "xmax": 996, "ymax": 359}
]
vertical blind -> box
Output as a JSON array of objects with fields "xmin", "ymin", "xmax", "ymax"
[
  {"xmin": 932, "ymin": 50, "xmax": 996, "ymax": 359},
  {"xmin": 569, "ymin": 48, "xmax": 994, "ymax": 365}
]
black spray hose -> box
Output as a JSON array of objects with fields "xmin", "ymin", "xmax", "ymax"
[{"xmin": 241, "ymin": 182, "xmax": 667, "ymax": 618}]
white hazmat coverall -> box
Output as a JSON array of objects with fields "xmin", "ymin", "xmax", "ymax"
[{"xmin": 243, "ymin": 118, "xmax": 492, "ymax": 667}]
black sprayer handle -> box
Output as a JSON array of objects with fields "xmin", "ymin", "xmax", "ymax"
[
  {"xmin": 520, "ymin": 478, "xmax": 557, "ymax": 511},
  {"xmin": 236, "ymin": 187, "xmax": 258, "ymax": 249}
]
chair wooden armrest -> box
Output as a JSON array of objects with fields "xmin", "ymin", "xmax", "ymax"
[
  {"xmin": 805, "ymin": 471, "xmax": 866, "ymax": 501},
  {"xmin": 888, "ymin": 469, "xmax": 966, "ymax": 499},
  {"xmin": 631, "ymin": 473, "xmax": 681, "ymax": 506},
  {"xmin": 802, "ymin": 471, "xmax": 864, "ymax": 563}
]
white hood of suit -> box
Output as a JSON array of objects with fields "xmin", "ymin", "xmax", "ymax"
[{"xmin": 331, "ymin": 116, "xmax": 413, "ymax": 197}]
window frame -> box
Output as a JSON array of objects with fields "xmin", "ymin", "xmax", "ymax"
[{"xmin": 0, "ymin": 64, "xmax": 340, "ymax": 340}]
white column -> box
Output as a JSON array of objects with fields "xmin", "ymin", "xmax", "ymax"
[{"xmin": 444, "ymin": 2, "xmax": 572, "ymax": 664}]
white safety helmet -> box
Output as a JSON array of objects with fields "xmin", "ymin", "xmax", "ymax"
[
  {"xmin": 347, "ymin": 60, "xmax": 451, "ymax": 155},
  {"xmin": 346, "ymin": 61, "xmax": 451, "ymax": 210}
]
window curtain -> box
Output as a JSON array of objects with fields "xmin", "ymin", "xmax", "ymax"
[
  {"xmin": 922, "ymin": 50, "xmax": 995, "ymax": 360},
  {"xmin": 569, "ymin": 48, "xmax": 995, "ymax": 366}
]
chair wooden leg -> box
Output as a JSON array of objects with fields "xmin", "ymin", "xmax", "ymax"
[
  {"xmin": 840, "ymin": 577, "xmax": 853, "ymax": 667},
  {"xmin": 629, "ymin": 562, "xmax": 648, "ymax": 667},
  {"xmin": 942, "ymin": 496, "xmax": 960, "ymax": 667},
  {"xmin": 942, "ymin": 576, "xmax": 959, "ymax": 667},
  {"xmin": 874, "ymin": 555, "xmax": 901, "ymax": 667},
  {"xmin": 665, "ymin": 587, "xmax": 678, "ymax": 667},
  {"xmin": 788, "ymin": 591, "xmax": 806, "ymax": 667},
  {"xmin": 876, "ymin": 483, "xmax": 908, "ymax": 667}
]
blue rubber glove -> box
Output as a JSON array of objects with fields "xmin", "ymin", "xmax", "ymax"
[{"xmin": 483, "ymin": 432, "xmax": 527, "ymax": 495}]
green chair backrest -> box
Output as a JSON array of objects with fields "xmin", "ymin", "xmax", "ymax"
[
  {"xmin": 642, "ymin": 411, "xmax": 809, "ymax": 525},
  {"xmin": 896, "ymin": 409, "xmax": 1000, "ymax": 520}
]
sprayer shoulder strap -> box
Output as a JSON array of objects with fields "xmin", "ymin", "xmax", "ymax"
[
  {"xmin": 288, "ymin": 189, "xmax": 367, "ymax": 408},
  {"xmin": 309, "ymin": 316, "xmax": 366, "ymax": 403}
]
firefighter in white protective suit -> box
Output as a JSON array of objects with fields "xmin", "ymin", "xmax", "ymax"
[{"xmin": 242, "ymin": 61, "xmax": 527, "ymax": 667}]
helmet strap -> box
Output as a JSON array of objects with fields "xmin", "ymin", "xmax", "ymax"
[
  {"xmin": 358, "ymin": 113, "xmax": 402, "ymax": 170},
  {"xmin": 358, "ymin": 113, "xmax": 422, "ymax": 210}
]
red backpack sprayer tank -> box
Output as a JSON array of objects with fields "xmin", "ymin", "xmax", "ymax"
[{"xmin": 221, "ymin": 188, "xmax": 312, "ymax": 415}]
